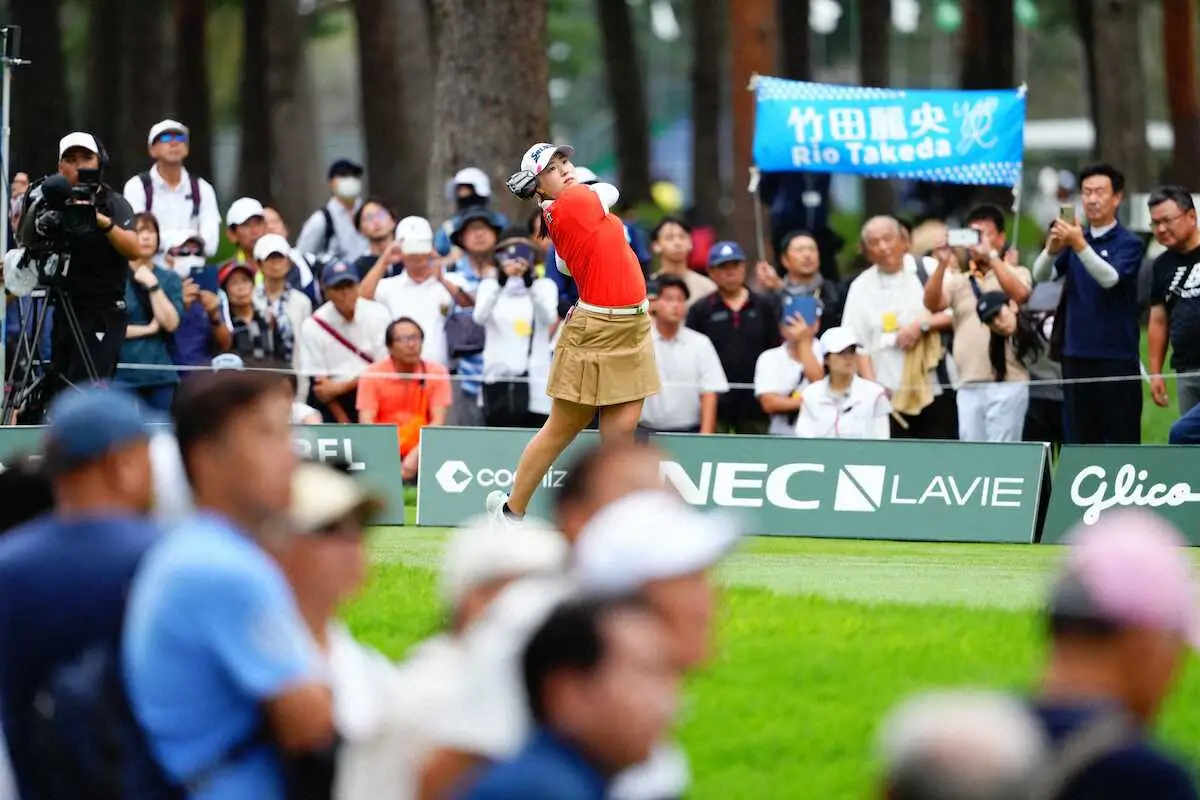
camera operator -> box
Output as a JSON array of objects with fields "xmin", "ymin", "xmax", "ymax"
[{"xmin": 21, "ymin": 133, "xmax": 140, "ymax": 399}]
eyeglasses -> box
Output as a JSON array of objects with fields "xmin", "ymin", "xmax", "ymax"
[
  {"xmin": 1151, "ymin": 212, "xmax": 1190, "ymax": 229},
  {"xmin": 155, "ymin": 132, "xmax": 188, "ymax": 144},
  {"xmin": 391, "ymin": 334, "xmax": 421, "ymax": 345}
]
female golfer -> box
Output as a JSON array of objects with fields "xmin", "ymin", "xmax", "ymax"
[{"xmin": 487, "ymin": 143, "xmax": 660, "ymax": 526}]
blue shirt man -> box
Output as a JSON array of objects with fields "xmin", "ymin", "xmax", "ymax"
[
  {"xmin": 1033, "ymin": 164, "xmax": 1146, "ymax": 444},
  {"xmin": 0, "ymin": 388, "xmax": 159, "ymax": 797},
  {"xmin": 123, "ymin": 514, "xmax": 324, "ymax": 800}
]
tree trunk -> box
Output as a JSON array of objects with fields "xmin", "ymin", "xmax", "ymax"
[
  {"xmin": 1162, "ymin": 0, "xmax": 1200, "ymax": 188},
  {"xmin": 958, "ymin": 0, "xmax": 1015, "ymax": 209},
  {"xmin": 354, "ymin": 0, "xmax": 430, "ymax": 214},
  {"xmin": 1080, "ymin": 0, "xmax": 1151, "ymax": 191},
  {"xmin": 118, "ymin": 0, "xmax": 168, "ymax": 183},
  {"xmin": 265, "ymin": 0, "xmax": 324, "ymax": 228},
  {"xmin": 10, "ymin": 0, "xmax": 70, "ymax": 181},
  {"xmin": 85, "ymin": 0, "xmax": 123, "ymax": 158},
  {"xmin": 778, "ymin": 0, "xmax": 811, "ymax": 81},
  {"xmin": 691, "ymin": 0, "xmax": 724, "ymax": 230},
  {"xmin": 395, "ymin": 0, "xmax": 435, "ymax": 213},
  {"xmin": 238, "ymin": 0, "xmax": 271, "ymax": 203},
  {"xmin": 427, "ymin": 0, "xmax": 549, "ymax": 224},
  {"xmin": 859, "ymin": 0, "xmax": 893, "ymax": 219},
  {"xmin": 730, "ymin": 0, "xmax": 777, "ymax": 255},
  {"xmin": 175, "ymin": 0, "xmax": 214, "ymax": 180},
  {"xmin": 596, "ymin": 0, "xmax": 653, "ymax": 207}
]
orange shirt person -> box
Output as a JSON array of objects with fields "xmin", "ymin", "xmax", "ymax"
[
  {"xmin": 484, "ymin": 144, "xmax": 661, "ymax": 529},
  {"xmin": 357, "ymin": 317, "xmax": 451, "ymax": 481}
]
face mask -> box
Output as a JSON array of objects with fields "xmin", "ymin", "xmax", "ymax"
[
  {"xmin": 456, "ymin": 192, "xmax": 484, "ymax": 211},
  {"xmin": 172, "ymin": 255, "xmax": 205, "ymax": 277},
  {"xmin": 334, "ymin": 176, "xmax": 362, "ymax": 200}
]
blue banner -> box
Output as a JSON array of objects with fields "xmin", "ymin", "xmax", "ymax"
[{"xmin": 752, "ymin": 76, "xmax": 1026, "ymax": 186}]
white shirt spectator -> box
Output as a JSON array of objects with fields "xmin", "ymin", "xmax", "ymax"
[
  {"xmin": 473, "ymin": 276, "xmax": 558, "ymax": 416},
  {"xmin": 841, "ymin": 257, "xmax": 945, "ymax": 395},
  {"xmin": 373, "ymin": 272, "xmax": 464, "ymax": 367},
  {"xmin": 754, "ymin": 341, "xmax": 824, "ymax": 436},
  {"xmin": 122, "ymin": 165, "xmax": 221, "ymax": 257},
  {"xmin": 296, "ymin": 198, "xmax": 370, "ymax": 262},
  {"xmin": 298, "ymin": 298, "xmax": 391, "ymax": 380},
  {"xmin": 795, "ymin": 375, "xmax": 892, "ymax": 439},
  {"xmin": 641, "ymin": 325, "xmax": 729, "ymax": 431}
]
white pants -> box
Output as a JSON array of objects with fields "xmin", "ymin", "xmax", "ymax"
[{"xmin": 956, "ymin": 382, "xmax": 1029, "ymax": 442}]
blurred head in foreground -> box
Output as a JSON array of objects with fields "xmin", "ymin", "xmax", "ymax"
[
  {"xmin": 441, "ymin": 516, "xmax": 569, "ymax": 633},
  {"xmin": 522, "ymin": 595, "xmax": 678, "ymax": 776},
  {"xmin": 554, "ymin": 441, "xmax": 668, "ymax": 542},
  {"xmin": 575, "ymin": 490, "xmax": 741, "ymax": 670},
  {"xmin": 1043, "ymin": 509, "xmax": 1199, "ymax": 724},
  {"xmin": 878, "ymin": 690, "xmax": 1047, "ymax": 800}
]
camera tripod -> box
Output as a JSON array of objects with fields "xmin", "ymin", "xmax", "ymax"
[{"xmin": 2, "ymin": 263, "xmax": 100, "ymax": 425}]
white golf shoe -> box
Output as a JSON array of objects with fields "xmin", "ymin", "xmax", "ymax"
[{"xmin": 486, "ymin": 490, "xmax": 521, "ymax": 530}]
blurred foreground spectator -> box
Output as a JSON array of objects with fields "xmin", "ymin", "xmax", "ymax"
[
  {"xmin": 461, "ymin": 596, "xmax": 678, "ymax": 800},
  {"xmin": 1033, "ymin": 510, "xmax": 1200, "ymax": 799},
  {"xmin": 0, "ymin": 452, "xmax": 55, "ymax": 534},
  {"xmin": 0, "ymin": 389, "xmax": 158, "ymax": 797},
  {"xmin": 123, "ymin": 372, "xmax": 334, "ymax": 797},
  {"xmin": 877, "ymin": 690, "xmax": 1047, "ymax": 800}
]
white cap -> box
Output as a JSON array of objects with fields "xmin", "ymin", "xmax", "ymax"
[
  {"xmin": 148, "ymin": 119, "xmax": 189, "ymax": 146},
  {"xmin": 440, "ymin": 516, "xmax": 569, "ymax": 608},
  {"xmin": 520, "ymin": 142, "xmax": 576, "ymax": 177},
  {"xmin": 575, "ymin": 491, "xmax": 741, "ymax": 594},
  {"xmin": 453, "ymin": 167, "xmax": 491, "ymax": 198},
  {"xmin": 58, "ymin": 132, "xmax": 99, "ymax": 159},
  {"xmin": 397, "ymin": 215, "xmax": 434, "ymax": 255},
  {"xmin": 819, "ymin": 326, "xmax": 859, "ymax": 355},
  {"xmin": 161, "ymin": 230, "xmax": 205, "ymax": 251},
  {"xmin": 290, "ymin": 461, "xmax": 383, "ymax": 533},
  {"xmin": 574, "ymin": 166, "xmax": 599, "ymax": 184},
  {"xmin": 252, "ymin": 233, "xmax": 291, "ymax": 262},
  {"xmin": 226, "ymin": 197, "xmax": 265, "ymax": 228}
]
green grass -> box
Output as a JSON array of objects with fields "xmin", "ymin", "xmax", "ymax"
[{"xmin": 346, "ymin": 530, "xmax": 1200, "ymax": 798}]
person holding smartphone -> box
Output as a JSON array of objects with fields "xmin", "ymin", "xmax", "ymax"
[
  {"xmin": 923, "ymin": 204, "xmax": 1033, "ymax": 442},
  {"xmin": 754, "ymin": 295, "xmax": 825, "ymax": 436}
]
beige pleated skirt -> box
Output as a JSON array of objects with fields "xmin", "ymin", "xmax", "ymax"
[{"xmin": 546, "ymin": 306, "xmax": 661, "ymax": 407}]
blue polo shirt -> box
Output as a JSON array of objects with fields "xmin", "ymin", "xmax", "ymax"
[
  {"xmin": 1053, "ymin": 222, "xmax": 1145, "ymax": 360},
  {"xmin": 459, "ymin": 728, "xmax": 609, "ymax": 800},
  {"xmin": 0, "ymin": 513, "xmax": 159, "ymax": 796},
  {"xmin": 1033, "ymin": 702, "xmax": 1198, "ymax": 799},
  {"xmin": 123, "ymin": 514, "xmax": 323, "ymax": 800}
]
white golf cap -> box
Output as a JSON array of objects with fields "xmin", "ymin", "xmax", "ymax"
[
  {"xmin": 290, "ymin": 461, "xmax": 384, "ymax": 533},
  {"xmin": 573, "ymin": 166, "xmax": 599, "ymax": 184},
  {"xmin": 148, "ymin": 119, "xmax": 189, "ymax": 146},
  {"xmin": 440, "ymin": 516, "xmax": 569, "ymax": 608},
  {"xmin": 397, "ymin": 215, "xmax": 434, "ymax": 255},
  {"xmin": 452, "ymin": 167, "xmax": 492, "ymax": 198},
  {"xmin": 252, "ymin": 233, "xmax": 291, "ymax": 262},
  {"xmin": 575, "ymin": 491, "xmax": 742, "ymax": 594},
  {"xmin": 520, "ymin": 142, "xmax": 576, "ymax": 177},
  {"xmin": 819, "ymin": 326, "xmax": 860, "ymax": 355},
  {"xmin": 226, "ymin": 197, "xmax": 265, "ymax": 228},
  {"xmin": 58, "ymin": 132, "xmax": 99, "ymax": 159}
]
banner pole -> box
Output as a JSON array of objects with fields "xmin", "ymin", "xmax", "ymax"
[{"xmin": 748, "ymin": 166, "xmax": 766, "ymax": 263}]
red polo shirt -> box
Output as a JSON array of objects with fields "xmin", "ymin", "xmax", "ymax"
[{"xmin": 545, "ymin": 184, "xmax": 645, "ymax": 308}]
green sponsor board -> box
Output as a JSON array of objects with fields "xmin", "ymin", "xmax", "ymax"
[
  {"xmin": 416, "ymin": 427, "xmax": 1047, "ymax": 542},
  {"xmin": 0, "ymin": 424, "xmax": 407, "ymax": 525},
  {"xmin": 1042, "ymin": 446, "xmax": 1200, "ymax": 545},
  {"xmin": 417, "ymin": 426, "xmax": 600, "ymax": 526},
  {"xmin": 654, "ymin": 435, "xmax": 1048, "ymax": 542}
]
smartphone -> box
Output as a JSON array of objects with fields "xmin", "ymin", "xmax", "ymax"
[
  {"xmin": 947, "ymin": 228, "xmax": 981, "ymax": 248},
  {"xmin": 1058, "ymin": 203, "xmax": 1076, "ymax": 225},
  {"xmin": 190, "ymin": 265, "xmax": 219, "ymax": 294},
  {"xmin": 783, "ymin": 295, "xmax": 820, "ymax": 327}
]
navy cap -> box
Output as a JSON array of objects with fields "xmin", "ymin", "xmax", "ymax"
[
  {"xmin": 328, "ymin": 158, "xmax": 364, "ymax": 179},
  {"xmin": 451, "ymin": 207, "xmax": 504, "ymax": 247},
  {"xmin": 708, "ymin": 241, "xmax": 746, "ymax": 267},
  {"xmin": 976, "ymin": 291, "xmax": 1010, "ymax": 324},
  {"xmin": 322, "ymin": 260, "xmax": 360, "ymax": 287},
  {"xmin": 42, "ymin": 387, "xmax": 150, "ymax": 474}
]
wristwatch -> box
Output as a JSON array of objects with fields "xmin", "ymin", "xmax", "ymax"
[
  {"xmin": 147, "ymin": 284, "xmax": 161, "ymax": 293},
  {"xmin": 919, "ymin": 321, "xmax": 931, "ymax": 334}
]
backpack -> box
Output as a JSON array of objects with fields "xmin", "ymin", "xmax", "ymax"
[
  {"xmin": 23, "ymin": 642, "xmax": 265, "ymax": 800},
  {"xmin": 139, "ymin": 171, "xmax": 202, "ymax": 224}
]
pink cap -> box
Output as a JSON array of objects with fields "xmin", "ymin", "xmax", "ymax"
[{"xmin": 1054, "ymin": 509, "xmax": 1200, "ymax": 648}]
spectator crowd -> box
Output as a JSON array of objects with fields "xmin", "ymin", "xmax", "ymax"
[{"xmin": 5, "ymin": 122, "xmax": 1200, "ymax": 453}]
